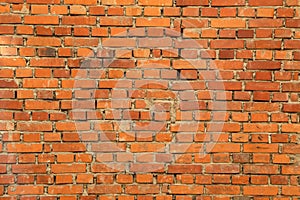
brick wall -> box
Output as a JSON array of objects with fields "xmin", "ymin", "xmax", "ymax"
[{"xmin": 0, "ymin": 0, "xmax": 300, "ymax": 199}]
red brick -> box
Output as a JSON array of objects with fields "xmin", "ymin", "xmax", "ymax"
[
  {"xmin": 284, "ymin": 40, "xmax": 300, "ymax": 49},
  {"xmin": 219, "ymin": 50, "xmax": 234, "ymax": 59},
  {"xmin": 138, "ymin": 0, "xmax": 172, "ymax": 6},
  {"xmin": 243, "ymin": 124, "xmax": 278, "ymax": 132},
  {"xmin": 283, "ymin": 145, "xmax": 300, "ymax": 153},
  {"xmin": 91, "ymin": 163, "xmax": 124, "ymax": 173},
  {"xmin": 136, "ymin": 174, "xmax": 153, "ymax": 183},
  {"xmin": 88, "ymin": 185, "xmax": 122, "ymax": 194},
  {"xmin": 247, "ymin": 40, "xmax": 281, "ymax": 49},
  {"xmin": 16, "ymin": 175, "xmax": 34, "ymax": 184},
  {"xmin": 48, "ymin": 185, "xmax": 83, "ymax": 194},
  {"xmin": 125, "ymin": 185, "xmax": 159, "ymax": 194},
  {"xmin": 244, "ymin": 144, "xmax": 278, "ymax": 152},
  {"xmin": 102, "ymin": 38, "xmax": 136, "ymax": 47},
  {"xmin": 50, "ymin": 5, "xmax": 68, "ymax": 14},
  {"xmin": 62, "ymin": 16, "xmax": 96, "ymax": 25},
  {"xmin": 0, "ymin": 36, "xmax": 23, "ymax": 45},
  {"xmin": 89, "ymin": 6, "xmax": 105, "ymax": 15},
  {"xmin": 286, "ymin": 19, "xmax": 300, "ymax": 28},
  {"xmin": 282, "ymin": 83, "xmax": 300, "ymax": 92},
  {"xmin": 211, "ymin": 19, "xmax": 246, "ymax": 28},
  {"xmin": 212, "ymin": 0, "xmax": 245, "ymax": 6},
  {"xmin": 282, "ymin": 165, "xmax": 300, "ymax": 174},
  {"xmin": 168, "ymin": 165, "xmax": 202, "ymax": 174},
  {"xmin": 51, "ymin": 164, "xmax": 86, "ymax": 173},
  {"xmin": 100, "ymin": 17, "xmax": 133, "ymax": 26},
  {"xmin": 249, "ymin": 19, "xmax": 283, "ymax": 27},
  {"xmin": 164, "ymin": 7, "xmax": 180, "ymax": 16},
  {"xmin": 257, "ymin": 8, "xmax": 274, "ymax": 17},
  {"xmin": 0, "ymin": 175, "xmax": 14, "ymax": 184},
  {"xmin": 31, "ymin": 5, "xmax": 48, "ymax": 14},
  {"xmin": 271, "ymin": 175, "xmax": 288, "ymax": 185},
  {"xmin": 7, "ymin": 144, "xmax": 42, "ymax": 153},
  {"xmin": 23, "ymin": 79, "xmax": 58, "ymax": 88},
  {"xmin": 27, "ymin": 37, "xmax": 60, "ymax": 46},
  {"xmin": 25, "ymin": 100, "xmax": 59, "ymax": 110},
  {"xmin": 182, "ymin": 19, "xmax": 208, "ymax": 28},
  {"xmin": 76, "ymin": 174, "xmax": 93, "ymax": 183},
  {"xmin": 176, "ymin": 0, "xmax": 209, "ymax": 6},
  {"xmin": 282, "ymin": 186, "xmax": 300, "ymax": 195},
  {"xmin": 37, "ymin": 27, "xmax": 53, "ymax": 37},
  {"xmin": 0, "ymin": 25, "xmax": 14, "ymax": 34},
  {"xmin": 243, "ymin": 186, "xmax": 278, "ymax": 195},
  {"xmin": 244, "ymin": 165, "xmax": 278, "ymax": 174},
  {"xmin": 17, "ymin": 122, "xmax": 52, "ymax": 131},
  {"xmin": 0, "ymin": 15, "xmax": 21, "ymax": 24},
  {"xmin": 27, "ymin": 0, "xmax": 60, "ymax": 3},
  {"xmin": 12, "ymin": 164, "xmax": 47, "ymax": 174},
  {"xmin": 136, "ymin": 18, "xmax": 170, "ymax": 27},
  {"xmin": 70, "ymin": 5, "xmax": 86, "ymax": 14},
  {"xmin": 8, "ymin": 186, "xmax": 44, "ymax": 195},
  {"xmin": 24, "ymin": 16, "xmax": 59, "ymax": 24},
  {"xmin": 30, "ymin": 58, "xmax": 64, "ymax": 67},
  {"xmin": 0, "ymin": 100, "xmax": 22, "ymax": 110},
  {"xmin": 169, "ymin": 185, "xmax": 203, "ymax": 194},
  {"xmin": 173, "ymin": 60, "xmax": 205, "ymax": 70},
  {"xmin": 52, "ymin": 143, "xmax": 86, "ymax": 152},
  {"xmin": 0, "ymin": 58, "xmax": 26, "ymax": 67},
  {"xmin": 211, "ymin": 60, "xmax": 243, "ymax": 70},
  {"xmin": 64, "ymin": 0, "xmax": 97, "ymax": 4},
  {"xmin": 65, "ymin": 37, "xmax": 98, "ymax": 46},
  {"xmin": 211, "ymin": 40, "xmax": 244, "ymax": 49},
  {"xmin": 0, "ymin": 4, "xmax": 10, "ymax": 13},
  {"xmin": 0, "ymin": 80, "xmax": 18, "ymax": 88},
  {"xmin": 117, "ymin": 174, "xmax": 133, "ymax": 183},
  {"xmin": 282, "ymin": 104, "xmax": 300, "ymax": 113},
  {"xmin": 245, "ymin": 82, "xmax": 280, "ymax": 91},
  {"xmin": 206, "ymin": 186, "xmax": 240, "ymax": 194},
  {"xmin": 205, "ymin": 164, "xmax": 240, "ymax": 174},
  {"xmin": 102, "ymin": 0, "xmax": 134, "ymax": 5},
  {"xmin": 247, "ymin": 61, "xmax": 281, "ymax": 70},
  {"xmin": 249, "ymin": 0, "xmax": 283, "ymax": 6},
  {"xmin": 131, "ymin": 143, "xmax": 165, "ymax": 152}
]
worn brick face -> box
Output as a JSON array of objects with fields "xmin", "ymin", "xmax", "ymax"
[{"xmin": 0, "ymin": 0, "xmax": 299, "ymax": 198}]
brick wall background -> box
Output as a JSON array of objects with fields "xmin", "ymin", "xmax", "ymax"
[{"xmin": 0, "ymin": 0, "xmax": 300, "ymax": 199}]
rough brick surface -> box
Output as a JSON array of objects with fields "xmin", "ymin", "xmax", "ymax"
[{"xmin": 0, "ymin": 0, "xmax": 300, "ymax": 198}]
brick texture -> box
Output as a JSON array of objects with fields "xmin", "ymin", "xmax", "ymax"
[{"xmin": 0, "ymin": 0, "xmax": 300, "ymax": 198}]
